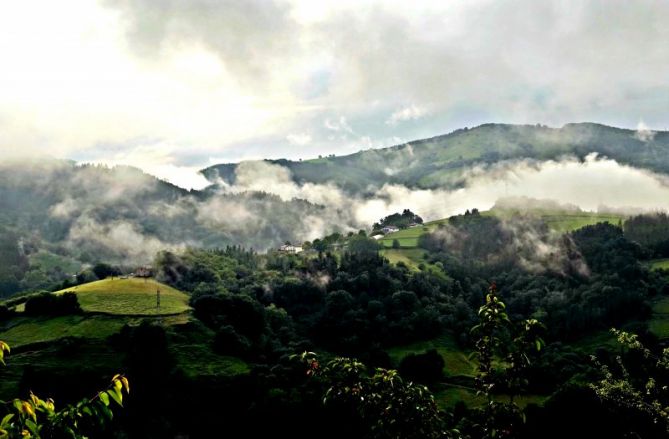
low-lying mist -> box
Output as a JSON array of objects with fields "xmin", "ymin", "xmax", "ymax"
[
  {"xmin": 2, "ymin": 152, "xmax": 668, "ymax": 265},
  {"xmin": 211, "ymin": 153, "xmax": 669, "ymax": 227}
]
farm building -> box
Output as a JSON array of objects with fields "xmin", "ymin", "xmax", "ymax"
[
  {"xmin": 134, "ymin": 266, "xmax": 153, "ymax": 278},
  {"xmin": 278, "ymin": 244, "xmax": 303, "ymax": 254}
]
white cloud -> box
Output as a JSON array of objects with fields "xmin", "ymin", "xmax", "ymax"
[
  {"xmin": 78, "ymin": 142, "xmax": 212, "ymax": 189},
  {"xmin": 0, "ymin": 0, "xmax": 667, "ymax": 172},
  {"xmin": 211, "ymin": 156, "xmax": 669, "ymax": 238},
  {"xmin": 324, "ymin": 116, "xmax": 354, "ymax": 134},
  {"xmin": 385, "ymin": 105, "xmax": 428, "ymax": 125},
  {"xmin": 286, "ymin": 133, "xmax": 312, "ymax": 145},
  {"xmin": 634, "ymin": 120, "xmax": 656, "ymax": 142}
]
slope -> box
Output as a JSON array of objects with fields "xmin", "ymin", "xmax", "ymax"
[
  {"xmin": 203, "ymin": 123, "xmax": 669, "ymax": 194},
  {"xmin": 54, "ymin": 277, "xmax": 190, "ymax": 316}
]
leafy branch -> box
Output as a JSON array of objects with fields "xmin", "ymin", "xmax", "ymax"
[{"xmin": 0, "ymin": 341, "xmax": 129, "ymax": 439}]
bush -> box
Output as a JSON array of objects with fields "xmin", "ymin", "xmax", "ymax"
[
  {"xmin": 192, "ymin": 293, "xmax": 266, "ymax": 339},
  {"xmin": 0, "ymin": 304, "xmax": 13, "ymax": 321},
  {"xmin": 213, "ymin": 325, "xmax": 252, "ymax": 356},
  {"xmin": 399, "ymin": 349, "xmax": 445, "ymax": 384},
  {"xmin": 24, "ymin": 292, "xmax": 82, "ymax": 316}
]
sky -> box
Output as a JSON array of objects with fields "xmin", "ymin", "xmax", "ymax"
[{"xmin": 0, "ymin": 0, "xmax": 668, "ymax": 189}]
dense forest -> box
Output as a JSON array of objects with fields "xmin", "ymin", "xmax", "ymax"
[
  {"xmin": 1, "ymin": 0, "xmax": 667, "ymax": 434},
  {"xmin": 2, "ymin": 208, "xmax": 669, "ymax": 437}
]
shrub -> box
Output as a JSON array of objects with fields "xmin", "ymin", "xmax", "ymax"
[
  {"xmin": 24, "ymin": 292, "xmax": 82, "ymax": 316},
  {"xmin": 213, "ymin": 325, "xmax": 252, "ymax": 356},
  {"xmin": 399, "ymin": 349, "xmax": 445, "ymax": 384}
]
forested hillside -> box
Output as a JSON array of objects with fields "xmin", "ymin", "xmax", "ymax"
[
  {"xmin": 204, "ymin": 123, "xmax": 669, "ymax": 193},
  {"xmin": 2, "ymin": 208, "xmax": 669, "ymax": 437}
]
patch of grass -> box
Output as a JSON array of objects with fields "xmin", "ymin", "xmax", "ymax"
[
  {"xmin": 379, "ymin": 248, "xmax": 427, "ymax": 270},
  {"xmin": 489, "ymin": 208, "xmax": 623, "ymax": 233},
  {"xmin": 0, "ymin": 341, "xmax": 124, "ymax": 401},
  {"xmin": 648, "ymin": 259, "xmax": 669, "ymax": 271},
  {"xmin": 571, "ymin": 330, "xmax": 618, "ymax": 352},
  {"xmin": 172, "ymin": 343, "xmax": 250, "ymax": 378},
  {"xmin": 379, "ymin": 220, "xmax": 450, "ymax": 249},
  {"xmin": 542, "ymin": 214, "xmax": 623, "ymax": 233},
  {"xmin": 0, "ymin": 313, "xmax": 191, "ymax": 349},
  {"xmin": 387, "ymin": 334, "xmax": 476, "ymax": 377},
  {"xmin": 650, "ymin": 296, "xmax": 669, "ymax": 339},
  {"xmin": 54, "ymin": 278, "xmax": 190, "ymax": 315},
  {"xmin": 0, "ymin": 315, "xmax": 127, "ymax": 347},
  {"xmin": 378, "ymin": 210, "xmax": 622, "ymax": 252},
  {"xmin": 435, "ymin": 386, "xmax": 546, "ymax": 410},
  {"xmin": 29, "ymin": 250, "xmax": 82, "ymax": 274}
]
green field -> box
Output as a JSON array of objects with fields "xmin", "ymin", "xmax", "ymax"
[
  {"xmin": 0, "ymin": 315, "xmax": 127, "ymax": 347},
  {"xmin": 29, "ymin": 250, "xmax": 82, "ymax": 274},
  {"xmin": 485, "ymin": 208, "xmax": 623, "ymax": 233},
  {"xmin": 379, "ymin": 248, "xmax": 427, "ymax": 270},
  {"xmin": 0, "ymin": 277, "xmax": 254, "ymax": 402},
  {"xmin": 172, "ymin": 342, "xmax": 250, "ymax": 378},
  {"xmin": 379, "ymin": 210, "xmax": 623, "ymax": 252},
  {"xmin": 379, "ymin": 227, "xmax": 429, "ymax": 248},
  {"xmin": 649, "ymin": 296, "xmax": 669, "ymax": 339},
  {"xmin": 0, "ymin": 313, "xmax": 191, "ymax": 348},
  {"xmin": 378, "ymin": 220, "xmax": 449, "ymax": 248},
  {"xmin": 386, "ymin": 334, "xmax": 550, "ymax": 409},
  {"xmin": 435, "ymin": 386, "xmax": 546, "ymax": 410},
  {"xmin": 648, "ymin": 259, "xmax": 669, "ymax": 271},
  {"xmin": 387, "ymin": 334, "xmax": 476, "ymax": 378},
  {"xmin": 533, "ymin": 213, "xmax": 622, "ymax": 233},
  {"xmin": 54, "ymin": 278, "xmax": 190, "ymax": 315}
]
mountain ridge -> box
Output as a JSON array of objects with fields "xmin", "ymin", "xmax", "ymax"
[{"xmin": 202, "ymin": 122, "xmax": 669, "ymax": 194}]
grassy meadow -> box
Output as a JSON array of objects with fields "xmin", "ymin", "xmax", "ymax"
[
  {"xmin": 378, "ymin": 209, "xmax": 623, "ymax": 251},
  {"xmin": 54, "ymin": 277, "xmax": 190, "ymax": 315}
]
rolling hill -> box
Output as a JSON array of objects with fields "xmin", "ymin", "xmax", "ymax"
[
  {"xmin": 0, "ymin": 277, "xmax": 248, "ymax": 400},
  {"xmin": 203, "ymin": 123, "xmax": 669, "ymax": 193},
  {"xmin": 378, "ymin": 208, "xmax": 625, "ymax": 249},
  {"xmin": 54, "ymin": 277, "xmax": 190, "ymax": 316},
  {"xmin": 4, "ymin": 277, "xmax": 191, "ymax": 347}
]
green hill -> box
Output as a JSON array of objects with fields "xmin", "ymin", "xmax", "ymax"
[
  {"xmin": 0, "ymin": 277, "xmax": 251, "ymax": 400},
  {"xmin": 54, "ymin": 277, "xmax": 190, "ymax": 316},
  {"xmin": 378, "ymin": 209, "xmax": 624, "ymax": 249},
  {"xmin": 203, "ymin": 123, "xmax": 669, "ymax": 194}
]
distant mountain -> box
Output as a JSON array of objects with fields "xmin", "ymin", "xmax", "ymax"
[
  {"xmin": 0, "ymin": 160, "xmax": 333, "ymax": 295},
  {"xmin": 202, "ymin": 123, "xmax": 669, "ymax": 194}
]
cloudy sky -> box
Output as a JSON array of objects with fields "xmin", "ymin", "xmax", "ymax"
[{"xmin": 1, "ymin": 0, "xmax": 668, "ymax": 188}]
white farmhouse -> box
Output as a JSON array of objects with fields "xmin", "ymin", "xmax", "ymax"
[{"xmin": 279, "ymin": 244, "xmax": 303, "ymax": 254}]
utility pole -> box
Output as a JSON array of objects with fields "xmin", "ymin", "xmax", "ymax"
[{"xmin": 157, "ymin": 287, "xmax": 161, "ymax": 308}]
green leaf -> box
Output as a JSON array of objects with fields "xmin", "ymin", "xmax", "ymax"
[
  {"xmin": 99, "ymin": 392, "xmax": 110, "ymax": 406},
  {"xmin": 0, "ymin": 414, "xmax": 13, "ymax": 427},
  {"xmin": 107, "ymin": 389, "xmax": 123, "ymax": 407}
]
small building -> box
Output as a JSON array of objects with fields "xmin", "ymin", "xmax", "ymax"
[
  {"xmin": 371, "ymin": 234, "xmax": 384, "ymax": 240},
  {"xmin": 135, "ymin": 266, "xmax": 153, "ymax": 278},
  {"xmin": 279, "ymin": 244, "xmax": 303, "ymax": 254},
  {"xmin": 382, "ymin": 226, "xmax": 400, "ymax": 234}
]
